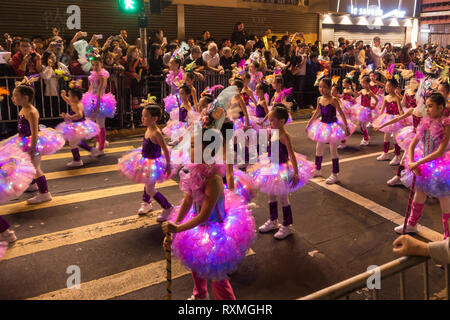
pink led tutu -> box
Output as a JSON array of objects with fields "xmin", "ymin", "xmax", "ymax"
[
  {"xmin": 233, "ymin": 117, "xmax": 255, "ymax": 132},
  {"xmin": 168, "ymin": 164, "xmax": 255, "ymax": 280},
  {"xmin": 0, "ymin": 144, "xmax": 36, "ymax": 203},
  {"xmin": 306, "ymin": 119, "xmax": 348, "ymax": 144},
  {"xmin": 337, "ymin": 113, "xmax": 357, "ymax": 137},
  {"xmin": 56, "ymin": 119, "xmax": 100, "ymax": 145},
  {"xmin": 395, "ymin": 126, "xmax": 418, "ymax": 151},
  {"xmin": 340, "ymin": 99, "xmax": 356, "ymax": 118},
  {"xmin": 163, "ymin": 94, "xmax": 179, "ymax": 113},
  {"xmin": 401, "ymin": 149, "xmax": 450, "ymax": 198},
  {"xmin": 1, "ymin": 126, "xmax": 65, "ymax": 156},
  {"xmin": 117, "ymin": 149, "xmax": 175, "ymax": 184},
  {"xmin": 248, "ymin": 153, "xmax": 315, "ymax": 196},
  {"xmin": 352, "ymin": 105, "xmax": 380, "ymax": 123},
  {"xmin": 230, "ymin": 169, "xmax": 258, "ymax": 203},
  {"xmin": 372, "ymin": 113, "xmax": 411, "ymax": 134},
  {"xmin": 81, "ymin": 92, "xmax": 117, "ymax": 118}
]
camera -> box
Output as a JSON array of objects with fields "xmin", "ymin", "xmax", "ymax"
[{"xmin": 30, "ymin": 52, "xmax": 36, "ymax": 58}]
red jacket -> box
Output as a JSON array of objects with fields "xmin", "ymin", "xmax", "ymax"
[{"xmin": 10, "ymin": 51, "xmax": 39, "ymax": 77}]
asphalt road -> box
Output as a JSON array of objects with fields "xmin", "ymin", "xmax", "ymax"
[{"xmin": 0, "ymin": 120, "xmax": 447, "ymax": 300}]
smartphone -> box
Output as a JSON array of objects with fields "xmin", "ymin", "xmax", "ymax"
[
  {"xmin": 30, "ymin": 52, "xmax": 36, "ymax": 58},
  {"xmin": 96, "ymin": 34, "xmax": 103, "ymax": 40},
  {"xmin": 163, "ymin": 37, "xmax": 167, "ymax": 43},
  {"xmin": 80, "ymin": 32, "xmax": 88, "ymax": 37}
]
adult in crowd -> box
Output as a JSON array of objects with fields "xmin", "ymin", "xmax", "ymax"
[
  {"xmin": 10, "ymin": 38, "xmax": 42, "ymax": 76},
  {"xmin": 184, "ymin": 45, "xmax": 206, "ymax": 73},
  {"xmin": 202, "ymin": 42, "xmax": 224, "ymax": 74},
  {"xmin": 371, "ymin": 36, "xmax": 386, "ymax": 69},
  {"xmin": 231, "ymin": 22, "xmax": 247, "ymax": 46},
  {"xmin": 148, "ymin": 43, "xmax": 165, "ymax": 76},
  {"xmin": 355, "ymin": 40, "xmax": 366, "ymax": 67},
  {"xmin": 199, "ymin": 31, "xmax": 213, "ymax": 52}
]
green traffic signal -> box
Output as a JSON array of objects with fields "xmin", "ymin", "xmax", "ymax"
[{"xmin": 118, "ymin": 0, "xmax": 143, "ymax": 14}]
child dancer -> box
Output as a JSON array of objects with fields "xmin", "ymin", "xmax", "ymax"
[
  {"xmin": 353, "ymin": 76, "xmax": 379, "ymax": 146},
  {"xmin": 438, "ymin": 82, "xmax": 450, "ymax": 117},
  {"xmin": 162, "ymin": 129, "xmax": 255, "ymax": 300},
  {"xmin": 369, "ymin": 71, "xmax": 385, "ymax": 108},
  {"xmin": 248, "ymin": 61, "xmax": 263, "ymax": 91},
  {"xmin": 0, "ymin": 144, "xmax": 36, "ymax": 257},
  {"xmin": 3, "ymin": 78, "xmax": 65, "ymax": 204},
  {"xmin": 254, "ymin": 83, "xmax": 270, "ymax": 129},
  {"xmin": 332, "ymin": 84, "xmax": 356, "ymax": 150},
  {"xmin": 183, "ymin": 71, "xmax": 199, "ymax": 107},
  {"xmin": 341, "ymin": 78, "xmax": 358, "ymax": 119},
  {"xmin": 81, "ymin": 56, "xmax": 117, "ymax": 156},
  {"xmin": 118, "ymin": 104, "xmax": 174, "ymax": 219},
  {"xmin": 396, "ymin": 93, "xmax": 450, "ymax": 239},
  {"xmin": 249, "ymin": 105, "xmax": 315, "ymax": 239},
  {"xmin": 306, "ymin": 78, "xmax": 351, "ymax": 184},
  {"xmin": 57, "ymin": 86, "xmax": 100, "ymax": 167},
  {"xmin": 372, "ymin": 79, "xmax": 404, "ymax": 165},
  {"xmin": 163, "ymin": 85, "xmax": 195, "ymax": 145}
]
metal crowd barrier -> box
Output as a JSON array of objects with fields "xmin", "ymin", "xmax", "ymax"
[
  {"xmin": 0, "ymin": 65, "xmax": 428, "ymax": 129},
  {"xmin": 299, "ymin": 256, "xmax": 450, "ymax": 300}
]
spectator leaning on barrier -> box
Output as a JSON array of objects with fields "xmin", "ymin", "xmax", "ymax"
[
  {"xmin": 148, "ymin": 43, "xmax": 165, "ymax": 76},
  {"xmin": 163, "ymin": 42, "xmax": 179, "ymax": 66},
  {"xmin": 202, "ymin": 42, "xmax": 224, "ymax": 74},
  {"xmin": 10, "ymin": 38, "xmax": 42, "ymax": 77},
  {"xmin": 393, "ymin": 235, "xmax": 450, "ymax": 266},
  {"xmin": 184, "ymin": 45, "xmax": 206, "ymax": 73},
  {"xmin": 220, "ymin": 47, "xmax": 233, "ymax": 71}
]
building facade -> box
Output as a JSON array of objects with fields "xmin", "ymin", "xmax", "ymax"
[{"xmin": 419, "ymin": 0, "xmax": 450, "ymax": 47}]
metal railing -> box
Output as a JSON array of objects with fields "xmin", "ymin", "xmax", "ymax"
[
  {"xmin": 299, "ymin": 256, "xmax": 450, "ymax": 300},
  {"xmin": 0, "ymin": 65, "xmax": 428, "ymax": 130}
]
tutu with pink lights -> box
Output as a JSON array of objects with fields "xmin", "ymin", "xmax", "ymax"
[
  {"xmin": 118, "ymin": 137, "xmax": 175, "ymax": 184},
  {"xmin": 0, "ymin": 144, "xmax": 36, "ymax": 203},
  {"xmin": 248, "ymin": 153, "xmax": 315, "ymax": 196},
  {"xmin": 163, "ymin": 94, "xmax": 180, "ymax": 113},
  {"xmin": 395, "ymin": 126, "xmax": 417, "ymax": 151},
  {"xmin": 372, "ymin": 113, "xmax": 411, "ymax": 134},
  {"xmin": 1, "ymin": 126, "xmax": 65, "ymax": 156},
  {"xmin": 81, "ymin": 92, "xmax": 117, "ymax": 118},
  {"xmin": 162, "ymin": 108, "xmax": 199, "ymax": 142},
  {"xmin": 401, "ymin": 117, "xmax": 450, "ymax": 198},
  {"xmin": 168, "ymin": 164, "xmax": 255, "ymax": 281},
  {"xmin": 231, "ymin": 169, "xmax": 258, "ymax": 203},
  {"xmin": 56, "ymin": 119, "xmax": 99, "ymax": 145}
]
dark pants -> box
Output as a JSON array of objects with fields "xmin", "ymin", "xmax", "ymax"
[{"xmin": 294, "ymin": 75, "xmax": 306, "ymax": 109}]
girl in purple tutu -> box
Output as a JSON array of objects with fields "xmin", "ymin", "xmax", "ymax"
[
  {"xmin": 81, "ymin": 56, "xmax": 117, "ymax": 156},
  {"xmin": 372, "ymin": 79, "xmax": 404, "ymax": 165},
  {"xmin": 395, "ymin": 93, "xmax": 450, "ymax": 239},
  {"xmin": 306, "ymin": 78, "xmax": 351, "ymax": 185},
  {"xmin": 0, "ymin": 144, "xmax": 36, "ymax": 258},
  {"xmin": 162, "ymin": 129, "xmax": 255, "ymax": 300},
  {"xmin": 118, "ymin": 104, "xmax": 174, "ymax": 220},
  {"xmin": 253, "ymin": 83, "xmax": 270, "ymax": 129},
  {"xmin": 249, "ymin": 105, "xmax": 315, "ymax": 239},
  {"xmin": 5, "ymin": 79, "xmax": 65, "ymax": 204},
  {"xmin": 57, "ymin": 85, "xmax": 101, "ymax": 167},
  {"xmin": 353, "ymin": 76, "xmax": 379, "ymax": 146}
]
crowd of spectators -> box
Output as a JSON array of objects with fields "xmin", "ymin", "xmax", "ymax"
[{"xmin": 1, "ymin": 23, "xmax": 450, "ymax": 123}]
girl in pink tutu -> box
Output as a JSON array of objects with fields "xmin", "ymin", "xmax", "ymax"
[
  {"xmin": 306, "ymin": 78, "xmax": 351, "ymax": 185},
  {"xmin": 162, "ymin": 129, "xmax": 255, "ymax": 300},
  {"xmin": 341, "ymin": 78, "xmax": 358, "ymax": 118},
  {"xmin": 57, "ymin": 85, "xmax": 101, "ymax": 167},
  {"xmin": 248, "ymin": 61, "xmax": 263, "ymax": 91},
  {"xmin": 353, "ymin": 76, "xmax": 380, "ymax": 146},
  {"xmin": 3, "ymin": 78, "xmax": 65, "ymax": 204},
  {"xmin": 331, "ymin": 84, "xmax": 357, "ymax": 150},
  {"xmin": 0, "ymin": 144, "xmax": 36, "ymax": 259},
  {"xmin": 372, "ymin": 79, "xmax": 404, "ymax": 165},
  {"xmin": 249, "ymin": 105, "xmax": 315, "ymax": 239},
  {"xmin": 395, "ymin": 93, "xmax": 450, "ymax": 239},
  {"xmin": 253, "ymin": 83, "xmax": 270, "ymax": 129},
  {"xmin": 118, "ymin": 104, "xmax": 174, "ymax": 220},
  {"xmin": 369, "ymin": 71, "xmax": 385, "ymax": 108},
  {"xmin": 163, "ymin": 85, "xmax": 197, "ymax": 146},
  {"xmin": 81, "ymin": 56, "xmax": 117, "ymax": 156}
]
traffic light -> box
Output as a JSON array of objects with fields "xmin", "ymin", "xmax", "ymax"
[{"xmin": 118, "ymin": 0, "xmax": 144, "ymax": 14}]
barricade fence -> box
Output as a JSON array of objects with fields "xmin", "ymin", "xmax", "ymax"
[
  {"xmin": 0, "ymin": 65, "xmax": 427, "ymax": 131},
  {"xmin": 299, "ymin": 255, "xmax": 449, "ymax": 300}
]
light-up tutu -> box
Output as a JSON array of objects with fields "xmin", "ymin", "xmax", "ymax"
[
  {"xmin": 372, "ymin": 113, "xmax": 412, "ymax": 134},
  {"xmin": 81, "ymin": 92, "xmax": 117, "ymax": 119},
  {"xmin": 340, "ymin": 99, "xmax": 355, "ymax": 118},
  {"xmin": 1, "ymin": 125, "xmax": 65, "ymax": 156},
  {"xmin": 248, "ymin": 153, "xmax": 315, "ymax": 196},
  {"xmin": 230, "ymin": 169, "xmax": 258, "ymax": 203},
  {"xmin": 162, "ymin": 108, "xmax": 199, "ymax": 142},
  {"xmin": 163, "ymin": 94, "xmax": 180, "ymax": 113},
  {"xmin": 56, "ymin": 119, "xmax": 99, "ymax": 145},
  {"xmin": 337, "ymin": 113, "xmax": 357, "ymax": 137},
  {"xmin": 401, "ymin": 117, "xmax": 450, "ymax": 198},
  {"xmin": 168, "ymin": 164, "xmax": 255, "ymax": 280},
  {"xmin": 395, "ymin": 126, "xmax": 418, "ymax": 151},
  {"xmin": 306, "ymin": 119, "xmax": 349, "ymax": 144},
  {"xmin": 117, "ymin": 149, "xmax": 175, "ymax": 184},
  {"xmin": 0, "ymin": 144, "xmax": 36, "ymax": 203}
]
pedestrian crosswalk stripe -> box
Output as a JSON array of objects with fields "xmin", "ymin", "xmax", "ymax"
[
  {"xmin": 0, "ymin": 180, "xmax": 178, "ymax": 216},
  {"xmin": 321, "ymin": 150, "xmax": 395, "ymax": 167},
  {"xmin": 310, "ymin": 177, "xmax": 443, "ymax": 242},
  {"xmin": 46, "ymin": 165, "xmax": 119, "ymax": 180},
  {"xmin": 61, "ymin": 138, "xmax": 142, "ymax": 151},
  {"xmin": 3, "ymin": 212, "xmax": 163, "ymax": 261},
  {"xmin": 42, "ymin": 146, "xmax": 135, "ymax": 161},
  {"xmin": 28, "ymin": 249, "xmax": 256, "ymax": 300}
]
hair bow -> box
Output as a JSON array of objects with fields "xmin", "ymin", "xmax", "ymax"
[
  {"xmin": 345, "ymin": 70, "xmax": 356, "ymax": 79},
  {"xmin": 0, "ymin": 87, "xmax": 9, "ymax": 102},
  {"xmin": 15, "ymin": 75, "xmax": 40, "ymax": 88},
  {"xmin": 69, "ymin": 79, "xmax": 83, "ymax": 89},
  {"xmin": 331, "ymin": 75, "xmax": 340, "ymax": 85},
  {"xmin": 314, "ymin": 69, "xmax": 329, "ymax": 86},
  {"xmin": 140, "ymin": 94, "xmax": 157, "ymax": 107}
]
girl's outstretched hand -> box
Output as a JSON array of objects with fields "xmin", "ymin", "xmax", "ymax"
[{"xmin": 162, "ymin": 221, "xmax": 178, "ymax": 235}]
